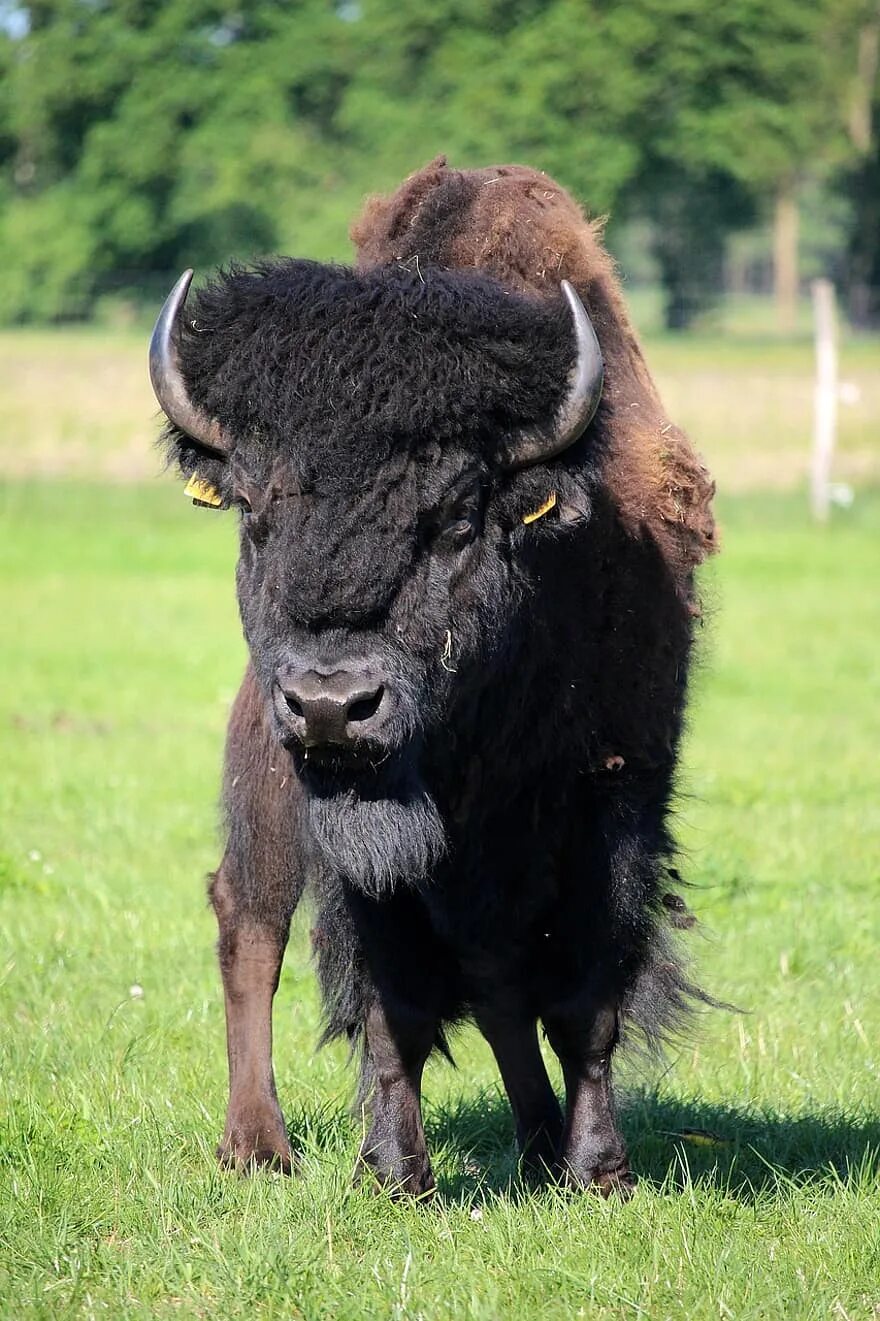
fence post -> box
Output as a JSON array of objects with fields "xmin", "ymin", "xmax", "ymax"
[{"xmin": 810, "ymin": 278, "xmax": 838, "ymax": 523}]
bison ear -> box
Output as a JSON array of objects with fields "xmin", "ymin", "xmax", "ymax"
[
  {"xmin": 149, "ymin": 270, "xmax": 234, "ymax": 460},
  {"xmin": 501, "ymin": 281, "xmax": 604, "ymax": 471}
]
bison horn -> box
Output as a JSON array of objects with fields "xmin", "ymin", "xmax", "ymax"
[
  {"xmin": 149, "ymin": 269, "xmax": 232, "ymax": 457},
  {"xmin": 502, "ymin": 280, "xmax": 604, "ymax": 470}
]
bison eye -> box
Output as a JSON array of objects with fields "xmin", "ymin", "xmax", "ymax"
[
  {"xmin": 446, "ymin": 512, "xmax": 473, "ymax": 538},
  {"xmin": 441, "ymin": 513, "xmax": 477, "ymax": 549},
  {"xmin": 423, "ymin": 482, "xmax": 482, "ymax": 552},
  {"xmin": 234, "ymin": 493, "xmax": 253, "ymax": 515}
]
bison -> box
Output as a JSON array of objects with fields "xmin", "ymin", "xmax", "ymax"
[{"xmin": 149, "ymin": 158, "xmax": 717, "ymax": 1197}]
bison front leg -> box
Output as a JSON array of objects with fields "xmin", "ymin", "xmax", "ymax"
[
  {"xmin": 210, "ymin": 859, "xmax": 296, "ymax": 1174},
  {"xmin": 357, "ymin": 1000, "xmax": 437, "ymax": 1199},
  {"xmin": 543, "ymin": 1002, "xmax": 634, "ymax": 1197}
]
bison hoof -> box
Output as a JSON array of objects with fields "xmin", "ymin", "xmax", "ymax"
[
  {"xmin": 556, "ymin": 1158, "xmax": 636, "ymax": 1199},
  {"xmin": 592, "ymin": 1166, "xmax": 637, "ymax": 1200},
  {"xmin": 519, "ymin": 1130, "xmax": 563, "ymax": 1183},
  {"xmin": 217, "ymin": 1131, "xmax": 295, "ymax": 1176},
  {"xmin": 357, "ymin": 1158, "xmax": 436, "ymax": 1201}
]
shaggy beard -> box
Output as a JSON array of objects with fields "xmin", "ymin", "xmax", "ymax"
[{"xmin": 305, "ymin": 772, "xmax": 446, "ymax": 896}]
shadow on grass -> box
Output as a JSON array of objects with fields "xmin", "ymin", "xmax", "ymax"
[
  {"xmin": 418, "ymin": 1089, "xmax": 880, "ymax": 1204},
  {"xmin": 283, "ymin": 1088, "xmax": 879, "ymax": 1205}
]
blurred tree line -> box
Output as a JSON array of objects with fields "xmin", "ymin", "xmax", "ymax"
[{"xmin": 1, "ymin": 0, "xmax": 878, "ymax": 329}]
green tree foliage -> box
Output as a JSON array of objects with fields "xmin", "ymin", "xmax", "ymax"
[{"xmin": 0, "ymin": 0, "xmax": 875, "ymax": 326}]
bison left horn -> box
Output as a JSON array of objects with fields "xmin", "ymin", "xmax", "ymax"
[
  {"xmin": 149, "ymin": 269, "xmax": 233, "ymax": 457},
  {"xmin": 502, "ymin": 280, "xmax": 604, "ymax": 470}
]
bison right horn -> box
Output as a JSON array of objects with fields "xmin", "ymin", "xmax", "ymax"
[
  {"xmin": 149, "ymin": 269, "xmax": 233, "ymax": 457},
  {"xmin": 501, "ymin": 280, "xmax": 604, "ymax": 470}
]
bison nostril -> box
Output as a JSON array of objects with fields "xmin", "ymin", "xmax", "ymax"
[
  {"xmin": 346, "ymin": 686, "xmax": 384, "ymax": 724},
  {"xmin": 284, "ymin": 692, "xmax": 305, "ymax": 719}
]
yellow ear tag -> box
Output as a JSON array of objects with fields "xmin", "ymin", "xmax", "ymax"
[
  {"xmin": 184, "ymin": 474, "xmax": 223, "ymax": 508},
  {"xmin": 522, "ymin": 490, "xmax": 557, "ymax": 525}
]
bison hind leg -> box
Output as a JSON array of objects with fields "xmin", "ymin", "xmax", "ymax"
[{"xmin": 353, "ymin": 1001, "xmax": 438, "ymax": 1199}]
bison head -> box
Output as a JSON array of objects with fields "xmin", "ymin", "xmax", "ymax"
[{"xmin": 150, "ymin": 260, "xmax": 602, "ymax": 892}]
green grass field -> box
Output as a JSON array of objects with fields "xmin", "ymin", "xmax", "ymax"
[
  {"xmin": 2, "ymin": 313, "xmax": 879, "ymax": 1316},
  {"xmin": 1, "ymin": 477, "xmax": 878, "ymax": 1319}
]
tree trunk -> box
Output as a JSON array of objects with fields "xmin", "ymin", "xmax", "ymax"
[
  {"xmin": 848, "ymin": 19, "xmax": 879, "ymax": 154},
  {"xmin": 773, "ymin": 183, "xmax": 799, "ymax": 335}
]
